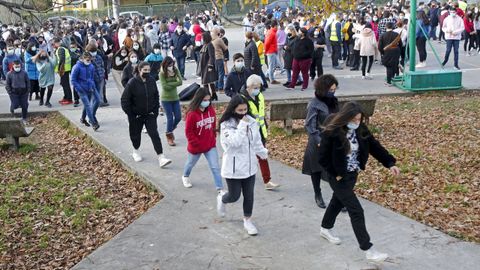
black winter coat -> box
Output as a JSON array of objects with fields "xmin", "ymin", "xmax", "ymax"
[
  {"xmin": 293, "ymin": 37, "xmax": 314, "ymax": 60},
  {"xmin": 198, "ymin": 43, "xmax": 217, "ymax": 85},
  {"xmin": 121, "ymin": 75, "xmax": 160, "ymax": 116},
  {"xmin": 283, "ymin": 36, "xmax": 299, "ymax": 69},
  {"xmin": 244, "ymin": 40, "xmax": 261, "ymax": 74},
  {"xmin": 224, "ymin": 68, "xmax": 253, "ymax": 97},
  {"xmin": 121, "ymin": 63, "xmax": 136, "ymax": 87},
  {"xmin": 378, "ymin": 31, "xmax": 402, "ymax": 67},
  {"xmin": 319, "ymin": 124, "xmax": 396, "ymax": 178}
]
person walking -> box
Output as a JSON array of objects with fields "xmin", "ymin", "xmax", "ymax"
[
  {"xmin": 159, "ymin": 56, "xmax": 182, "ymax": 146},
  {"xmin": 253, "ymin": 32, "xmax": 269, "ymax": 88},
  {"xmin": 217, "ymin": 95, "xmax": 269, "ymax": 235},
  {"xmin": 416, "ymin": 10, "xmax": 430, "ymax": 68},
  {"xmin": 463, "ymin": 12, "xmax": 477, "ymax": 56},
  {"xmin": 379, "ymin": 22, "xmax": 402, "ymax": 86},
  {"xmin": 283, "ymin": 26, "xmax": 302, "ymax": 87},
  {"xmin": 170, "ymin": 22, "xmax": 192, "ymax": 80},
  {"xmin": 244, "ymin": 31, "xmax": 266, "ymax": 88},
  {"xmin": 144, "ymin": 43, "xmax": 164, "ymax": 81},
  {"xmin": 211, "ymin": 27, "xmax": 228, "ymax": 92},
  {"xmin": 240, "ymin": 74, "xmax": 279, "ymax": 190},
  {"xmin": 121, "ymin": 52, "xmax": 139, "ymax": 87},
  {"xmin": 34, "ymin": 50, "xmax": 56, "ymax": 108},
  {"xmin": 183, "ymin": 87, "xmax": 224, "ymax": 191},
  {"xmin": 121, "ymin": 61, "xmax": 172, "ymax": 168},
  {"xmin": 441, "ymin": 7, "xmax": 465, "ymax": 69},
  {"xmin": 71, "ymin": 52, "xmax": 101, "ymax": 131},
  {"xmin": 310, "ymin": 26, "xmax": 326, "ymax": 81},
  {"xmin": 199, "ymin": 31, "xmax": 218, "ymax": 101},
  {"xmin": 318, "ymin": 101, "xmax": 400, "ymax": 263},
  {"xmin": 6, "ymin": 60, "xmax": 30, "ymax": 123},
  {"xmin": 357, "ymin": 25, "xmax": 377, "ymax": 80},
  {"xmin": 285, "ymin": 28, "xmax": 314, "ymax": 91},
  {"xmin": 302, "ymin": 74, "xmax": 339, "ymax": 208},
  {"xmin": 224, "ymin": 53, "xmax": 252, "ymax": 98}
]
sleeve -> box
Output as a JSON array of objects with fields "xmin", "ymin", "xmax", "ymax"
[
  {"xmin": 120, "ymin": 81, "xmax": 133, "ymax": 115},
  {"xmin": 207, "ymin": 45, "xmax": 215, "ymax": 67},
  {"xmin": 378, "ymin": 36, "xmax": 385, "ymax": 55},
  {"xmin": 25, "ymin": 73, "xmax": 31, "ymax": 90},
  {"xmin": 365, "ymin": 127, "xmax": 397, "ymax": 168},
  {"xmin": 57, "ymin": 47, "xmax": 65, "ymax": 67},
  {"xmin": 251, "ymin": 45, "xmax": 260, "ymax": 68},
  {"xmin": 25, "ymin": 53, "xmax": 33, "ymax": 65},
  {"xmin": 224, "ymin": 74, "xmax": 234, "ymax": 97},
  {"xmin": 185, "ymin": 112, "xmax": 201, "ymax": 148},
  {"xmin": 5, "ymin": 73, "xmax": 12, "ymax": 94},
  {"xmin": 251, "ymin": 122, "xmax": 268, "ymax": 159},
  {"xmin": 305, "ymin": 106, "xmax": 325, "ymax": 146},
  {"xmin": 160, "ymin": 70, "xmax": 182, "ymax": 88},
  {"xmin": 152, "ymin": 82, "xmax": 160, "ymax": 114},
  {"xmin": 121, "ymin": 67, "xmax": 130, "ymax": 87},
  {"xmin": 220, "ymin": 120, "xmax": 248, "ymax": 150},
  {"xmin": 114, "ymin": 56, "xmax": 123, "ymax": 66},
  {"xmin": 2, "ymin": 57, "xmax": 7, "ymax": 76},
  {"xmin": 70, "ymin": 65, "xmax": 81, "ymax": 92}
]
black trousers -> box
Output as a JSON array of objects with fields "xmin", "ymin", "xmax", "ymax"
[
  {"xmin": 331, "ymin": 41, "xmax": 341, "ymax": 67},
  {"xmin": 40, "ymin": 85, "xmax": 54, "ymax": 103},
  {"xmin": 352, "ymin": 50, "xmax": 360, "ymax": 69},
  {"xmin": 29, "ymin": 79, "xmax": 39, "ymax": 97},
  {"xmin": 60, "ymin": 71, "xmax": 73, "ymax": 101},
  {"xmin": 128, "ymin": 114, "xmax": 163, "ymax": 155},
  {"xmin": 386, "ymin": 65, "xmax": 396, "ymax": 84},
  {"xmin": 311, "ymin": 171, "xmax": 322, "ymax": 196},
  {"xmin": 416, "ymin": 37, "xmax": 427, "ymax": 62},
  {"xmin": 361, "ymin": 56, "xmax": 374, "ymax": 76},
  {"xmin": 321, "ymin": 172, "xmax": 373, "ymax": 251},
  {"xmin": 222, "ymin": 175, "xmax": 256, "ymax": 217},
  {"xmin": 310, "ymin": 53, "xmax": 324, "ymax": 79}
]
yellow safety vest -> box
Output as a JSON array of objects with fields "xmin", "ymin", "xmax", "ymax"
[
  {"xmin": 55, "ymin": 47, "xmax": 72, "ymax": 72},
  {"xmin": 330, "ymin": 21, "xmax": 339, "ymax": 42},
  {"xmin": 255, "ymin": 40, "xmax": 266, "ymax": 65},
  {"xmin": 246, "ymin": 93, "xmax": 267, "ymax": 139}
]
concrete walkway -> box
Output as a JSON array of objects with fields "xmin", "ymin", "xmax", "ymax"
[{"xmin": 43, "ymin": 85, "xmax": 478, "ymax": 270}]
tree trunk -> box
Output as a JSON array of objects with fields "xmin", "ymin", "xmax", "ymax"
[{"xmin": 112, "ymin": 0, "xmax": 120, "ymax": 20}]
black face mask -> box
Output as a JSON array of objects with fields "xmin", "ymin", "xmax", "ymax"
[
  {"xmin": 287, "ymin": 33, "xmax": 292, "ymax": 37},
  {"xmin": 141, "ymin": 72, "xmax": 150, "ymax": 79},
  {"xmin": 234, "ymin": 113, "xmax": 246, "ymax": 119}
]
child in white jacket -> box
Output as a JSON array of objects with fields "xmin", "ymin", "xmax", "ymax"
[{"xmin": 217, "ymin": 95, "xmax": 268, "ymax": 236}]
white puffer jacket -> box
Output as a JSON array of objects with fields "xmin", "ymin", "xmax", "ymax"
[{"xmin": 220, "ymin": 116, "xmax": 268, "ymax": 179}]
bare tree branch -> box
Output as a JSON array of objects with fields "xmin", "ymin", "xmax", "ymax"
[{"xmin": 209, "ymin": 0, "xmax": 245, "ymax": 27}]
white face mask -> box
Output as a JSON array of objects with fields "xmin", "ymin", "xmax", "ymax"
[
  {"xmin": 235, "ymin": 60, "xmax": 245, "ymax": 69},
  {"xmin": 130, "ymin": 57, "xmax": 138, "ymax": 63},
  {"xmin": 133, "ymin": 45, "xmax": 140, "ymax": 50},
  {"xmin": 450, "ymin": 12, "xmax": 457, "ymax": 17},
  {"xmin": 154, "ymin": 48, "xmax": 161, "ymax": 54},
  {"xmin": 176, "ymin": 28, "xmax": 182, "ymax": 33},
  {"xmin": 31, "ymin": 47, "xmax": 37, "ymax": 51},
  {"xmin": 14, "ymin": 66, "xmax": 21, "ymax": 72},
  {"xmin": 167, "ymin": 66, "xmax": 174, "ymax": 71},
  {"xmin": 90, "ymin": 51, "xmax": 97, "ymax": 57},
  {"xmin": 121, "ymin": 52, "xmax": 127, "ymax": 57}
]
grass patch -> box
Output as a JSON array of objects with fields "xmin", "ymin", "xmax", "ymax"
[
  {"xmin": 18, "ymin": 143, "xmax": 37, "ymax": 154},
  {"xmin": 444, "ymin": 183, "xmax": 469, "ymax": 194}
]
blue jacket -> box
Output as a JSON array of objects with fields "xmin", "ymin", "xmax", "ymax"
[
  {"xmin": 2, "ymin": 54, "xmax": 22, "ymax": 76},
  {"xmin": 170, "ymin": 32, "xmax": 192, "ymax": 58},
  {"xmin": 24, "ymin": 52, "xmax": 39, "ymax": 80},
  {"xmin": 92, "ymin": 54, "xmax": 105, "ymax": 83},
  {"xmin": 71, "ymin": 61, "xmax": 97, "ymax": 95},
  {"xmin": 224, "ymin": 68, "xmax": 252, "ymax": 97}
]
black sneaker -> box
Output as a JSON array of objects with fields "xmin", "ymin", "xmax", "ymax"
[
  {"xmin": 296, "ymin": 81, "xmax": 303, "ymax": 86},
  {"xmin": 73, "ymin": 100, "xmax": 80, "ymax": 107},
  {"xmin": 99, "ymin": 102, "xmax": 109, "ymax": 107},
  {"xmin": 92, "ymin": 123, "xmax": 100, "ymax": 131},
  {"xmin": 39, "ymin": 100, "xmax": 44, "ymax": 106},
  {"xmin": 80, "ymin": 118, "xmax": 91, "ymax": 127},
  {"xmin": 282, "ymin": 82, "xmax": 291, "ymax": 87},
  {"xmin": 45, "ymin": 102, "xmax": 52, "ymax": 108}
]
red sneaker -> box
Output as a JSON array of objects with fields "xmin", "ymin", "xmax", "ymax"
[
  {"xmin": 58, "ymin": 99, "xmax": 67, "ymax": 104},
  {"xmin": 60, "ymin": 100, "xmax": 73, "ymax": 105}
]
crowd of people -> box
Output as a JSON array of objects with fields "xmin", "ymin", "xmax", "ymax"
[{"xmin": 2, "ymin": 0, "xmax": 478, "ymax": 263}]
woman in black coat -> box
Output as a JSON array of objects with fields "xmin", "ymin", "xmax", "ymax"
[
  {"xmin": 310, "ymin": 27, "xmax": 326, "ymax": 80},
  {"xmin": 244, "ymin": 31, "xmax": 268, "ymax": 88},
  {"xmin": 283, "ymin": 26, "xmax": 302, "ymax": 87},
  {"xmin": 302, "ymin": 75, "xmax": 339, "ymax": 208},
  {"xmin": 121, "ymin": 51, "xmax": 139, "ymax": 88},
  {"xmin": 198, "ymin": 31, "xmax": 218, "ymax": 101},
  {"xmin": 318, "ymin": 101, "xmax": 400, "ymax": 263}
]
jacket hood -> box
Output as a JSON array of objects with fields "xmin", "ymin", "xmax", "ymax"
[{"xmin": 361, "ymin": 28, "xmax": 373, "ymax": 36}]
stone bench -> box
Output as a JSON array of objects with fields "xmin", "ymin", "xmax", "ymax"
[
  {"xmin": 0, "ymin": 119, "xmax": 35, "ymax": 150},
  {"xmin": 269, "ymin": 96, "xmax": 378, "ymax": 135}
]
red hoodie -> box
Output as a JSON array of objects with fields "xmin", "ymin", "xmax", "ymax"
[
  {"xmin": 264, "ymin": 27, "xmax": 278, "ymax": 54},
  {"xmin": 185, "ymin": 105, "xmax": 217, "ymax": 154}
]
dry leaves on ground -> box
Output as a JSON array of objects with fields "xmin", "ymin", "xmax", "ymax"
[
  {"xmin": 268, "ymin": 92, "xmax": 480, "ymax": 242},
  {"xmin": 0, "ymin": 113, "xmax": 160, "ymax": 269}
]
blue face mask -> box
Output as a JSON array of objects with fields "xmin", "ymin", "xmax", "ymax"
[
  {"xmin": 347, "ymin": 122, "xmax": 360, "ymax": 130},
  {"xmin": 200, "ymin": 100, "xmax": 210, "ymax": 108},
  {"xmin": 252, "ymin": 88, "xmax": 260, "ymax": 96},
  {"xmin": 326, "ymin": 91, "xmax": 335, "ymax": 97}
]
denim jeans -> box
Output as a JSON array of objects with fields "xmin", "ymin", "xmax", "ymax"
[
  {"xmin": 443, "ymin": 39, "xmax": 460, "ymax": 67},
  {"xmin": 215, "ymin": 59, "xmax": 225, "ymax": 90},
  {"xmin": 79, "ymin": 90, "xmax": 100, "ymax": 125},
  {"xmin": 266, "ymin": 53, "xmax": 277, "ymax": 81},
  {"xmin": 429, "ymin": 25, "xmax": 437, "ymax": 40},
  {"xmin": 175, "ymin": 56, "xmax": 186, "ymax": 78},
  {"xmin": 94, "ymin": 78, "xmax": 105, "ymax": 108},
  {"xmin": 161, "ymin": 100, "xmax": 181, "ymax": 133},
  {"xmin": 183, "ymin": 147, "xmax": 224, "ymax": 190}
]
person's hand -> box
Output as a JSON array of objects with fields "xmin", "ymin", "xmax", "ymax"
[
  {"xmin": 208, "ymin": 67, "xmax": 213, "ymax": 72},
  {"xmin": 182, "ymin": 46, "xmax": 187, "ymax": 50},
  {"xmin": 170, "ymin": 46, "xmax": 174, "ymax": 50},
  {"xmin": 241, "ymin": 115, "xmax": 249, "ymax": 122},
  {"xmin": 336, "ymin": 176, "xmax": 342, "ymax": 181},
  {"xmin": 390, "ymin": 166, "xmax": 401, "ymax": 176}
]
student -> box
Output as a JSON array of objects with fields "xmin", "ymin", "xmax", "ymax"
[
  {"xmin": 318, "ymin": 101, "xmax": 400, "ymax": 263},
  {"xmin": 3, "ymin": 44, "xmax": 22, "ymax": 78},
  {"xmin": 34, "ymin": 50, "xmax": 56, "ymax": 108},
  {"xmin": 121, "ymin": 61, "xmax": 172, "ymax": 168},
  {"xmin": 217, "ymin": 95, "xmax": 268, "ymax": 236},
  {"xmin": 378, "ymin": 22, "xmax": 402, "ymax": 86},
  {"xmin": 24, "ymin": 43, "xmax": 40, "ymax": 101},
  {"xmin": 121, "ymin": 52, "xmax": 139, "ymax": 87},
  {"xmin": 302, "ymin": 75, "xmax": 339, "ymax": 208},
  {"xmin": 224, "ymin": 53, "xmax": 252, "ymax": 98},
  {"xmin": 159, "ymin": 56, "xmax": 182, "ymax": 146},
  {"xmin": 144, "ymin": 43, "xmax": 164, "ymax": 81},
  {"xmin": 52, "ymin": 38, "xmax": 73, "ymax": 105},
  {"xmin": 6, "ymin": 60, "xmax": 30, "ymax": 122},
  {"xmin": 183, "ymin": 87, "xmax": 224, "ymax": 191},
  {"xmin": 71, "ymin": 52, "xmax": 100, "ymax": 131},
  {"xmin": 240, "ymin": 74, "xmax": 279, "ymax": 190}
]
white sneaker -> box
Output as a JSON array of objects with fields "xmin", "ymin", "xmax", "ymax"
[
  {"xmin": 132, "ymin": 149, "xmax": 143, "ymax": 162},
  {"xmin": 158, "ymin": 154, "xmax": 172, "ymax": 168},
  {"xmin": 265, "ymin": 181, "xmax": 280, "ymax": 190},
  {"xmin": 365, "ymin": 249, "xmax": 388, "ymax": 262},
  {"xmin": 216, "ymin": 193, "xmax": 226, "ymax": 217},
  {"xmin": 320, "ymin": 227, "xmax": 342, "ymax": 245},
  {"xmin": 142, "ymin": 126, "xmax": 147, "ymax": 133},
  {"xmin": 243, "ymin": 218, "xmax": 258, "ymax": 235},
  {"xmin": 182, "ymin": 176, "xmax": 192, "ymax": 188},
  {"xmin": 362, "ymin": 76, "xmax": 366, "ymax": 80}
]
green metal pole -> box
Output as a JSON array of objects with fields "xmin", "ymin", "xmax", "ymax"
[
  {"xmin": 290, "ymin": 0, "xmax": 294, "ymax": 8},
  {"xmin": 409, "ymin": 0, "xmax": 417, "ymax": 72}
]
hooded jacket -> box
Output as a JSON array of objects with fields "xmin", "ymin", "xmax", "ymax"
[
  {"xmin": 357, "ymin": 28, "xmax": 377, "ymax": 56},
  {"xmin": 220, "ymin": 116, "xmax": 268, "ymax": 179},
  {"xmin": 71, "ymin": 61, "xmax": 96, "ymax": 95},
  {"xmin": 185, "ymin": 105, "xmax": 217, "ymax": 154}
]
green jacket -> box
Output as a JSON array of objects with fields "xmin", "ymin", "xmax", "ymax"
[{"xmin": 160, "ymin": 69, "xmax": 182, "ymax": 101}]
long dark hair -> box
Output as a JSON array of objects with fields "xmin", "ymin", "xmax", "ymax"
[
  {"xmin": 314, "ymin": 74, "xmax": 339, "ymax": 112},
  {"xmin": 188, "ymin": 87, "xmax": 210, "ymax": 113},
  {"xmin": 322, "ymin": 102, "xmax": 367, "ymax": 154},
  {"xmin": 219, "ymin": 95, "xmax": 249, "ymax": 127},
  {"xmin": 161, "ymin": 56, "xmax": 176, "ymax": 77}
]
